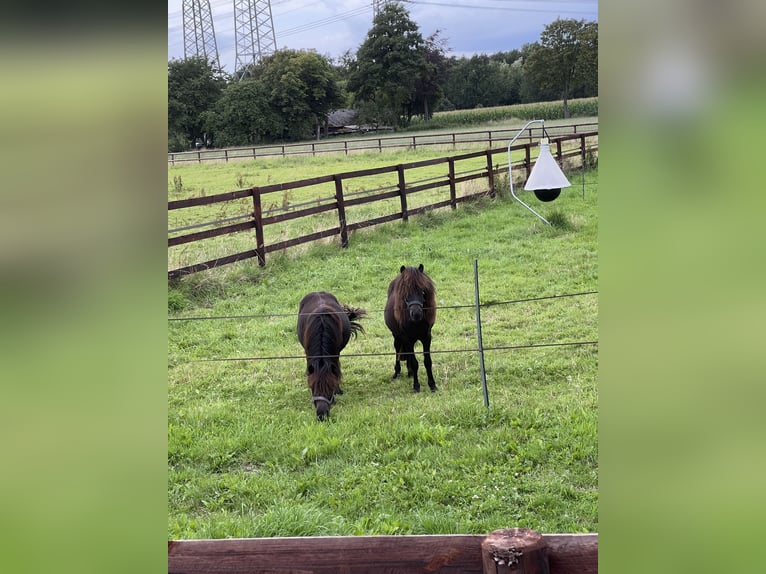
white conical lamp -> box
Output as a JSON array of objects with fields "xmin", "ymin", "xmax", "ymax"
[{"xmin": 524, "ymin": 138, "xmax": 571, "ymax": 202}]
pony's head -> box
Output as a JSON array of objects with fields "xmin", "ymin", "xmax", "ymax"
[
  {"xmin": 306, "ymin": 357, "xmax": 341, "ymax": 421},
  {"xmin": 392, "ymin": 264, "xmax": 437, "ymax": 324}
]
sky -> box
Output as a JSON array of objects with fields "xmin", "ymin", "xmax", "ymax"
[{"xmin": 168, "ymin": 0, "xmax": 598, "ymax": 74}]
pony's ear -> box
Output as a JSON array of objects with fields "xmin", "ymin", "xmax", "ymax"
[
  {"xmin": 418, "ymin": 263, "xmax": 424, "ymax": 272},
  {"xmin": 400, "ymin": 265, "xmax": 406, "ymax": 273}
]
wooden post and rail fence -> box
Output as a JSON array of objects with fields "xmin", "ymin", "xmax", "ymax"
[
  {"xmin": 168, "ymin": 131, "xmax": 598, "ymax": 280},
  {"xmin": 168, "ymin": 122, "xmax": 598, "ymax": 165},
  {"xmin": 168, "ymin": 528, "xmax": 597, "ymax": 573}
]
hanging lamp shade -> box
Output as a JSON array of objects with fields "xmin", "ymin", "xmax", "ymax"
[{"xmin": 524, "ymin": 139, "xmax": 571, "ymax": 202}]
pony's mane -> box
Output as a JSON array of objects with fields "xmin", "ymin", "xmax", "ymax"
[
  {"xmin": 303, "ymin": 311, "xmax": 343, "ymax": 397},
  {"xmin": 391, "ymin": 266, "xmax": 437, "ymax": 325}
]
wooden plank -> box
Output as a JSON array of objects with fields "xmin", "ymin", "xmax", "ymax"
[
  {"xmin": 343, "ymin": 190, "xmax": 400, "ymax": 208},
  {"xmin": 167, "ymin": 534, "xmax": 597, "ymax": 574},
  {"xmin": 264, "ymin": 227, "xmax": 341, "ymax": 252},
  {"xmin": 169, "ymin": 189, "xmax": 254, "ymax": 210},
  {"xmin": 168, "ymin": 249, "xmax": 261, "ymax": 279},
  {"xmin": 261, "ymin": 202, "xmax": 337, "ymax": 226},
  {"xmin": 347, "ymin": 212, "xmax": 402, "ymax": 231},
  {"xmin": 168, "ymin": 535, "xmax": 485, "ymax": 574},
  {"xmin": 545, "ymin": 534, "xmax": 598, "ymax": 574},
  {"xmin": 257, "ymin": 174, "xmax": 335, "ymax": 195},
  {"xmin": 405, "ymin": 180, "xmax": 449, "ymax": 195},
  {"xmin": 168, "ymin": 221, "xmax": 254, "ymax": 247},
  {"xmin": 335, "ymin": 164, "xmax": 398, "ymax": 179}
]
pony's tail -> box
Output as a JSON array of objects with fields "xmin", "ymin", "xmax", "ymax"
[{"xmin": 343, "ymin": 305, "xmax": 367, "ymax": 338}]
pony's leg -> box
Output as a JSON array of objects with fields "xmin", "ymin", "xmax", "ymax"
[
  {"xmin": 392, "ymin": 337, "xmax": 402, "ymax": 379},
  {"xmin": 405, "ymin": 343, "xmax": 420, "ymax": 393},
  {"xmin": 422, "ymin": 334, "xmax": 437, "ymax": 392}
]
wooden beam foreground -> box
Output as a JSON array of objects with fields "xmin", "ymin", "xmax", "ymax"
[{"xmin": 168, "ymin": 532, "xmax": 597, "ymax": 574}]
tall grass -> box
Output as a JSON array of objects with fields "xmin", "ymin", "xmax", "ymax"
[{"xmin": 408, "ymin": 98, "xmax": 599, "ymax": 132}]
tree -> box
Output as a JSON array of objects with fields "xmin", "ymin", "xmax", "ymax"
[
  {"xmin": 201, "ymin": 80, "xmax": 278, "ymax": 147},
  {"xmin": 442, "ymin": 54, "xmax": 520, "ymax": 110},
  {"xmin": 246, "ymin": 49, "xmax": 343, "ymax": 141},
  {"xmin": 348, "ymin": 2, "xmax": 428, "ymax": 129},
  {"xmin": 167, "ymin": 57, "xmax": 228, "ymax": 151},
  {"xmin": 522, "ymin": 19, "xmax": 598, "ymax": 117},
  {"xmin": 413, "ymin": 31, "xmax": 450, "ymax": 120}
]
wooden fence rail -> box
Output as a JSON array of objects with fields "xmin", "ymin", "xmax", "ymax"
[
  {"xmin": 168, "ymin": 529, "xmax": 597, "ymax": 574},
  {"xmin": 168, "ymin": 131, "xmax": 598, "ymax": 280},
  {"xmin": 168, "ymin": 122, "xmax": 598, "ymax": 165}
]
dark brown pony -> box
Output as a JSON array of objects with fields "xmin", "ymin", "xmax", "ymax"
[
  {"xmin": 384, "ymin": 264, "xmax": 438, "ymax": 393},
  {"xmin": 296, "ymin": 291, "xmax": 366, "ymax": 420}
]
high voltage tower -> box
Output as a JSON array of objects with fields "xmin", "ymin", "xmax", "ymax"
[
  {"xmin": 234, "ymin": 0, "xmax": 278, "ymax": 79},
  {"xmin": 182, "ymin": 0, "xmax": 221, "ymax": 69}
]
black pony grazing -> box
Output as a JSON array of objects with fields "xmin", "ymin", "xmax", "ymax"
[
  {"xmin": 384, "ymin": 264, "xmax": 438, "ymax": 393},
  {"xmin": 296, "ymin": 291, "xmax": 366, "ymax": 420}
]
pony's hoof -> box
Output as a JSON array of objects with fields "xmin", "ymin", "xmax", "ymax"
[
  {"xmin": 392, "ymin": 373, "xmax": 400, "ymax": 380},
  {"xmin": 429, "ymin": 386, "xmax": 438, "ymax": 393},
  {"xmin": 413, "ymin": 387, "xmax": 420, "ymax": 393}
]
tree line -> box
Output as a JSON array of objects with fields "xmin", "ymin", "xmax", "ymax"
[{"xmin": 168, "ymin": 3, "xmax": 597, "ymax": 152}]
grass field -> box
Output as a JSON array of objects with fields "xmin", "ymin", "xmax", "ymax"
[{"xmin": 168, "ymin": 158, "xmax": 599, "ymax": 538}]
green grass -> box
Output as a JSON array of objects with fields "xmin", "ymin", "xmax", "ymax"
[{"xmin": 168, "ymin": 165, "xmax": 598, "ymax": 539}]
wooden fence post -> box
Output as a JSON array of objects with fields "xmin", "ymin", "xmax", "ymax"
[
  {"xmin": 334, "ymin": 175, "xmax": 349, "ymax": 248},
  {"xmin": 251, "ymin": 187, "xmax": 266, "ymax": 267},
  {"xmin": 486, "ymin": 150, "xmax": 496, "ymax": 198},
  {"xmin": 524, "ymin": 144, "xmax": 532, "ymax": 179},
  {"xmin": 448, "ymin": 158, "xmax": 457, "ymax": 210},
  {"xmin": 397, "ymin": 164, "xmax": 408, "ymax": 222},
  {"xmin": 482, "ymin": 528, "xmax": 550, "ymax": 574}
]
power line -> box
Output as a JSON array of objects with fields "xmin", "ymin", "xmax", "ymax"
[
  {"xmin": 403, "ymin": 0, "xmax": 597, "ymax": 15},
  {"xmin": 168, "ymin": 290, "xmax": 597, "ymax": 322},
  {"xmin": 180, "ymin": 340, "xmax": 598, "ymax": 364}
]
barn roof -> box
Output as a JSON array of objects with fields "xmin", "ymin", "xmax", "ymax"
[{"xmin": 327, "ymin": 109, "xmax": 358, "ymax": 127}]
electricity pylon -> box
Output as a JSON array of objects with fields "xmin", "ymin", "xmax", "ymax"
[
  {"xmin": 182, "ymin": 0, "xmax": 221, "ymax": 69},
  {"xmin": 234, "ymin": 0, "xmax": 278, "ymax": 79}
]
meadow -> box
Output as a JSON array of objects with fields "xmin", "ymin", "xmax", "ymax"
[{"xmin": 168, "ymin": 137, "xmax": 599, "ymax": 538}]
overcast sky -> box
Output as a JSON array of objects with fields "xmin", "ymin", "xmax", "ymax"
[{"xmin": 168, "ymin": 0, "xmax": 598, "ymax": 74}]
